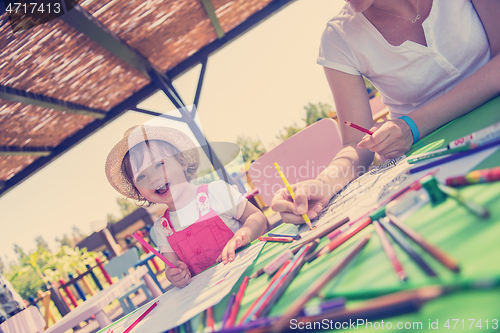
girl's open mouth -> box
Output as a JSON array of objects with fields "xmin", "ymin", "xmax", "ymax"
[{"xmin": 155, "ymin": 183, "xmax": 169, "ymax": 195}]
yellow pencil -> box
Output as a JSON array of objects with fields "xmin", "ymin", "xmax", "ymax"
[{"xmin": 274, "ymin": 162, "xmax": 313, "ymax": 230}]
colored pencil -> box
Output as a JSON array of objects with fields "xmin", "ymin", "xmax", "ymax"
[
  {"xmin": 298, "ymin": 297, "xmax": 346, "ymax": 317},
  {"xmin": 225, "ymin": 276, "xmax": 250, "ymax": 327},
  {"xmin": 445, "ymin": 166, "xmax": 500, "ymax": 186},
  {"xmin": 206, "ymin": 306, "xmax": 215, "ymax": 332},
  {"xmin": 437, "ymin": 183, "xmax": 490, "ymax": 219},
  {"xmin": 407, "ymin": 144, "xmax": 471, "ymax": 164},
  {"xmin": 386, "ymin": 214, "xmax": 460, "ymax": 272},
  {"xmin": 249, "ymin": 268, "xmax": 265, "ymax": 279},
  {"xmin": 317, "ymin": 216, "xmax": 372, "ymax": 257},
  {"xmin": 183, "ymin": 320, "xmax": 193, "ymax": 333},
  {"xmin": 273, "ymin": 234, "xmax": 371, "ymax": 332},
  {"xmin": 222, "ymin": 293, "xmax": 236, "ymax": 328},
  {"xmin": 408, "ymin": 137, "xmax": 500, "ymax": 174},
  {"xmin": 242, "ymin": 245, "xmax": 310, "ymax": 323},
  {"xmin": 239, "ymin": 260, "xmax": 291, "ymax": 324},
  {"xmin": 327, "ymin": 219, "xmax": 358, "ymax": 240},
  {"xmin": 133, "ymin": 232, "xmax": 176, "ymax": 268},
  {"xmin": 258, "ymin": 236, "xmax": 294, "ymax": 243},
  {"xmin": 378, "ymin": 218, "xmax": 437, "ymax": 277},
  {"xmin": 373, "ymin": 220, "xmax": 407, "ymax": 281},
  {"xmin": 344, "ymin": 121, "xmax": 374, "ymax": 135},
  {"xmin": 263, "ymin": 250, "xmax": 294, "ymax": 276},
  {"xmin": 322, "ymin": 275, "xmax": 500, "ymax": 299},
  {"xmin": 274, "ymin": 163, "xmax": 313, "ymax": 230},
  {"xmin": 251, "ymin": 244, "xmax": 312, "ymax": 319},
  {"xmin": 123, "ymin": 300, "xmax": 158, "ymax": 333},
  {"xmin": 283, "ymin": 285, "xmax": 444, "ymax": 333},
  {"xmin": 268, "ymin": 233, "xmax": 301, "ymax": 240},
  {"xmin": 289, "ymin": 216, "xmax": 350, "ymax": 254}
]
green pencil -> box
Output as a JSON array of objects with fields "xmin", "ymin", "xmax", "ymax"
[{"xmin": 407, "ymin": 144, "xmax": 471, "ymax": 164}]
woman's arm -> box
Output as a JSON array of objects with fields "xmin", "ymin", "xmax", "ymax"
[
  {"xmin": 271, "ymin": 68, "xmax": 375, "ymax": 224},
  {"xmin": 359, "ymin": 0, "xmax": 500, "ymax": 158}
]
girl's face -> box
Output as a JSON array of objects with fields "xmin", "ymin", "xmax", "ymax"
[{"xmin": 130, "ymin": 141, "xmax": 190, "ymax": 207}]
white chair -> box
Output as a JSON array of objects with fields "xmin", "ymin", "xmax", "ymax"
[
  {"xmin": 248, "ymin": 118, "xmax": 343, "ymax": 207},
  {"xmin": 104, "ymin": 248, "xmax": 154, "ymax": 315}
]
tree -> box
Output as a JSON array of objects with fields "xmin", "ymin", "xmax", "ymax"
[
  {"xmin": 303, "ymin": 102, "xmax": 333, "ymax": 126},
  {"xmin": 276, "ymin": 102, "xmax": 335, "ymax": 142},
  {"xmin": 107, "ymin": 197, "xmax": 140, "ymax": 223},
  {"xmin": 235, "ymin": 136, "xmax": 266, "ymax": 163},
  {"xmin": 35, "ymin": 236, "xmax": 50, "ymax": 252},
  {"xmin": 276, "ymin": 123, "xmax": 303, "ymax": 142}
]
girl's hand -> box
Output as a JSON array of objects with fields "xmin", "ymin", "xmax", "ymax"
[
  {"xmin": 218, "ymin": 232, "xmax": 250, "ymax": 264},
  {"xmin": 165, "ymin": 262, "xmax": 191, "ymax": 288},
  {"xmin": 357, "ymin": 119, "xmax": 414, "ymax": 159},
  {"xmin": 271, "ymin": 180, "xmax": 330, "ymax": 225}
]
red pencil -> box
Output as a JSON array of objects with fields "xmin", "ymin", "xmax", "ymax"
[
  {"xmin": 345, "ymin": 121, "xmax": 374, "ymax": 135},
  {"xmin": 317, "ymin": 216, "xmax": 372, "ymax": 257},
  {"xmin": 373, "ymin": 220, "xmax": 407, "ymax": 282},
  {"xmin": 225, "ymin": 276, "xmax": 250, "ymax": 327},
  {"xmin": 258, "ymin": 236, "xmax": 294, "ymax": 243},
  {"xmin": 123, "ymin": 300, "xmax": 158, "ymax": 333},
  {"xmin": 206, "ymin": 306, "xmax": 215, "ymax": 332},
  {"xmin": 133, "ymin": 232, "xmax": 176, "ymax": 268},
  {"xmin": 238, "ymin": 260, "xmax": 291, "ymax": 323}
]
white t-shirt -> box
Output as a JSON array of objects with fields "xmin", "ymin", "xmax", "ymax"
[
  {"xmin": 153, "ymin": 180, "xmax": 248, "ymax": 253},
  {"xmin": 317, "ymin": 0, "xmax": 490, "ymax": 119}
]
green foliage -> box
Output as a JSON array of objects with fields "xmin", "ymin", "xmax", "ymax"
[
  {"xmin": 303, "ymin": 102, "xmax": 333, "ymax": 126},
  {"xmin": 235, "ymin": 136, "xmax": 266, "ymax": 163},
  {"xmin": 276, "ymin": 123, "xmax": 303, "ymax": 142},
  {"xmin": 4, "ymin": 244, "xmax": 101, "ymax": 301},
  {"xmin": 107, "ymin": 197, "xmax": 140, "ymax": 223},
  {"xmin": 276, "ymin": 102, "xmax": 335, "ymax": 142}
]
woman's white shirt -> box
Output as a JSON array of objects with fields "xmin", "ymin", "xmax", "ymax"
[{"xmin": 317, "ymin": 0, "xmax": 490, "ymax": 119}]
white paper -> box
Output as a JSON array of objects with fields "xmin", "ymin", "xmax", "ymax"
[
  {"xmin": 297, "ymin": 146, "xmax": 499, "ymax": 233},
  {"xmin": 101, "ymin": 242, "xmax": 265, "ymax": 333}
]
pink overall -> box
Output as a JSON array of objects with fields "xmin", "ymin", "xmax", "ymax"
[{"xmin": 162, "ymin": 184, "xmax": 235, "ymax": 275}]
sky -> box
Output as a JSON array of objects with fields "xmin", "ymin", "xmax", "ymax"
[{"xmin": 0, "ymin": 0, "xmax": 346, "ymax": 263}]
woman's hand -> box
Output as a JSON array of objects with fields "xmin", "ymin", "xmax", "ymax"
[
  {"xmin": 218, "ymin": 231, "xmax": 250, "ymax": 265},
  {"xmin": 165, "ymin": 262, "xmax": 191, "ymax": 288},
  {"xmin": 271, "ymin": 179, "xmax": 331, "ymax": 225},
  {"xmin": 357, "ymin": 119, "xmax": 414, "ymax": 159}
]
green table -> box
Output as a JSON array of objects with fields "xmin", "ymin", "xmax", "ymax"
[{"xmin": 211, "ymin": 96, "xmax": 500, "ymax": 332}]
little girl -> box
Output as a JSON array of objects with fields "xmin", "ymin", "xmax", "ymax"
[{"xmin": 106, "ymin": 125, "xmax": 267, "ymax": 288}]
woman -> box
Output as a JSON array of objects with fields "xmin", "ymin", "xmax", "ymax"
[{"xmin": 272, "ymin": 0, "xmax": 500, "ymax": 224}]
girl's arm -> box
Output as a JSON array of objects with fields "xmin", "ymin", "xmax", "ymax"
[
  {"xmin": 163, "ymin": 252, "xmax": 191, "ymax": 288},
  {"xmin": 359, "ymin": 0, "xmax": 500, "ymax": 158},
  {"xmin": 219, "ymin": 202, "xmax": 266, "ymax": 264},
  {"xmin": 272, "ymin": 68, "xmax": 375, "ymax": 224}
]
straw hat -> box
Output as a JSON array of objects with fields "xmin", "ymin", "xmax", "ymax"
[{"xmin": 105, "ymin": 125, "xmax": 200, "ymax": 200}]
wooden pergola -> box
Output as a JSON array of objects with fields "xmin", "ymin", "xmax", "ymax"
[{"xmin": 0, "ymin": 0, "xmax": 295, "ymax": 197}]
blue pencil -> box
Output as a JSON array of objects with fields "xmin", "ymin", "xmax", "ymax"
[
  {"xmin": 408, "ymin": 138, "xmax": 500, "ymax": 174},
  {"xmin": 222, "ymin": 293, "xmax": 236, "ymax": 328}
]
